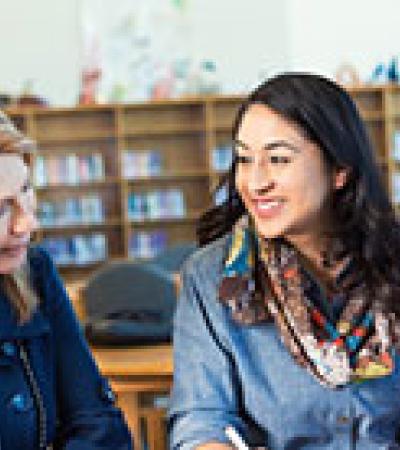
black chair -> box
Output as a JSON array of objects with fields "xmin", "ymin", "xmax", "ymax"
[{"xmin": 83, "ymin": 261, "xmax": 176, "ymax": 346}]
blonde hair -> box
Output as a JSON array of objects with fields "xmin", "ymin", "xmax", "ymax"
[{"xmin": 0, "ymin": 110, "xmax": 39, "ymax": 323}]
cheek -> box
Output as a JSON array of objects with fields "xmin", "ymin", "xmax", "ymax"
[
  {"xmin": 0, "ymin": 257, "xmax": 26, "ymax": 275},
  {"xmin": 288, "ymin": 157, "xmax": 330, "ymax": 192},
  {"xmin": 293, "ymin": 171, "xmax": 331, "ymax": 212},
  {"xmin": 235, "ymin": 168, "xmax": 247, "ymax": 196}
]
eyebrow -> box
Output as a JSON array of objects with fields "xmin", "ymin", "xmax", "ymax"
[{"xmin": 233, "ymin": 139, "xmax": 301, "ymax": 153}]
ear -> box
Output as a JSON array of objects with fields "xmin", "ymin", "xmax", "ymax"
[{"xmin": 334, "ymin": 167, "xmax": 349, "ymax": 190}]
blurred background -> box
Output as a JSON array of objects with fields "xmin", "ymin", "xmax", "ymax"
[
  {"xmin": 1, "ymin": 0, "xmax": 399, "ymax": 106},
  {"xmin": 2, "ymin": 3, "xmax": 400, "ymax": 450}
]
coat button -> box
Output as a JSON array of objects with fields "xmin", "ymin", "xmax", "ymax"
[
  {"xmin": 101, "ymin": 383, "xmax": 116, "ymax": 404},
  {"xmin": 1, "ymin": 341, "xmax": 16, "ymax": 357},
  {"xmin": 9, "ymin": 393, "xmax": 32, "ymax": 412},
  {"xmin": 337, "ymin": 415, "xmax": 350, "ymax": 424}
]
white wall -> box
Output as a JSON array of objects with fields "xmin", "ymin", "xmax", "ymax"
[
  {"xmin": 185, "ymin": 0, "xmax": 290, "ymax": 93},
  {"xmin": 1, "ymin": 0, "xmax": 399, "ymax": 105},
  {"xmin": 0, "ymin": 0, "xmax": 81, "ymax": 106},
  {"xmin": 0, "ymin": 0, "xmax": 289, "ymax": 105},
  {"xmin": 286, "ymin": 0, "xmax": 400, "ymax": 81}
]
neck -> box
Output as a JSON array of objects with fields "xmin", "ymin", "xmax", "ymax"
[
  {"xmin": 285, "ymin": 231, "xmax": 350, "ymax": 295},
  {"xmin": 284, "ymin": 210, "xmax": 334, "ymax": 269},
  {"xmin": 286, "ymin": 232, "xmax": 329, "ymax": 269}
]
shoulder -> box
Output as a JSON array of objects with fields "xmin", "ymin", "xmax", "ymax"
[
  {"xmin": 27, "ymin": 245, "xmax": 67, "ymax": 313},
  {"xmin": 186, "ymin": 235, "xmax": 230, "ymax": 274},
  {"xmin": 27, "ymin": 245, "xmax": 55, "ymax": 291},
  {"xmin": 181, "ymin": 234, "xmax": 231, "ymax": 292},
  {"xmin": 27, "ymin": 245, "xmax": 55, "ymax": 280}
]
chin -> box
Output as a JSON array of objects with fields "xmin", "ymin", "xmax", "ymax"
[{"xmin": 252, "ymin": 219, "xmax": 287, "ymax": 240}]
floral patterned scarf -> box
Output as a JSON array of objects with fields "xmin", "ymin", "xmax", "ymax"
[{"xmin": 219, "ymin": 216, "xmax": 397, "ymax": 388}]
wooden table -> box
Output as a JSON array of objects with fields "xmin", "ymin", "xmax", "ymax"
[
  {"xmin": 66, "ymin": 281, "xmax": 177, "ymax": 450},
  {"xmin": 92, "ymin": 345, "xmax": 173, "ymax": 450}
]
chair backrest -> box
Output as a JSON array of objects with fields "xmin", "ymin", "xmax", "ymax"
[
  {"xmin": 149, "ymin": 242, "xmax": 197, "ymax": 274},
  {"xmin": 83, "ymin": 260, "xmax": 176, "ymax": 345}
]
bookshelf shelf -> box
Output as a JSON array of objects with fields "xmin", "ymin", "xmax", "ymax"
[
  {"xmin": 35, "ymin": 132, "xmax": 117, "ymax": 143},
  {"xmin": 123, "ymin": 171, "xmax": 209, "ymax": 183},
  {"xmin": 56, "ymin": 260, "xmax": 107, "ymax": 269},
  {"xmin": 128, "ymin": 212, "xmax": 201, "ymax": 225},
  {"xmin": 124, "ymin": 126, "xmax": 204, "ymax": 137},
  {"xmin": 35, "ymin": 178, "xmax": 119, "ymax": 190},
  {"xmin": 5, "ymin": 89, "xmax": 396, "ymax": 281},
  {"xmin": 214, "ymin": 125, "xmax": 236, "ymax": 131},
  {"xmin": 360, "ymin": 111, "xmax": 385, "ymax": 121},
  {"xmin": 40, "ymin": 219, "xmax": 122, "ymax": 231}
]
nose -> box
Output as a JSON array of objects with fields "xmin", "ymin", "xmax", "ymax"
[
  {"xmin": 247, "ymin": 158, "xmax": 275, "ymax": 194},
  {"xmin": 10, "ymin": 201, "xmax": 38, "ymax": 236}
]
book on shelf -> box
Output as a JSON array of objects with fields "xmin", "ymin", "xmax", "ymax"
[
  {"xmin": 80, "ymin": 195, "xmax": 104, "ymax": 223},
  {"xmin": 122, "ymin": 149, "xmax": 162, "ymax": 178},
  {"xmin": 34, "ymin": 156, "xmax": 48, "ymax": 186},
  {"xmin": 64, "ymin": 198, "xmax": 80, "ymax": 224},
  {"xmin": 393, "ymin": 131, "xmax": 400, "ymax": 162},
  {"xmin": 38, "ymin": 194, "xmax": 104, "ymax": 227},
  {"xmin": 392, "ymin": 173, "xmax": 400, "ymax": 204},
  {"xmin": 212, "ymin": 144, "xmax": 233, "ymax": 172},
  {"xmin": 91, "ymin": 153, "xmax": 104, "ymax": 179},
  {"xmin": 214, "ymin": 185, "xmax": 228, "ymax": 206},
  {"xmin": 127, "ymin": 189, "xmax": 186, "ymax": 220},
  {"xmin": 48, "ymin": 156, "xmax": 60, "ymax": 185},
  {"xmin": 33, "ymin": 153, "xmax": 105, "ymax": 186},
  {"xmin": 128, "ymin": 230, "xmax": 168, "ymax": 259},
  {"xmin": 41, "ymin": 233, "xmax": 107, "ymax": 266},
  {"xmin": 66, "ymin": 153, "xmax": 80, "ymax": 184}
]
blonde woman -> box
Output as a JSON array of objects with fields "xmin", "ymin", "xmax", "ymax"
[{"xmin": 0, "ymin": 111, "xmax": 132, "ymax": 449}]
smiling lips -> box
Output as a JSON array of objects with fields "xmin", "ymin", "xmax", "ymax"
[{"xmin": 252, "ymin": 199, "xmax": 285, "ymax": 219}]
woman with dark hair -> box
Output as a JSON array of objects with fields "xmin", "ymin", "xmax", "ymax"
[
  {"xmin": 169, "ymin": 73, "xmax": 400, "ymax": 449},
  {"xmin": 0, "ymin": 111, "xmax": 132, "ymax": 449}
]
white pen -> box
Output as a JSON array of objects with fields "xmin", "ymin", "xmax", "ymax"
[{"xmin": 225, "ymin": 425, "xmax": 250, "ymax": 450}]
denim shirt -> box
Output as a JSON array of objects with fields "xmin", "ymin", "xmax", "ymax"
[{"xmin": 169, "ymin": 234, "xmax": 400, "ymax": 450}]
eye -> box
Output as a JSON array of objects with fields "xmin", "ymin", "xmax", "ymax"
[
  {"xmin": 0, "ymin": 199, "xmax": 12, "ymax": 218},
  {"xmin": 269, "ymin": 155, "xmax": 292, "ymax": 164},
  {"xmin": 235, "ymin": 155, "xmax": 252, "ymax": 164},
  {"xmin": 21, "ymin": 180, "xmax": 33, "ymax": 194}
]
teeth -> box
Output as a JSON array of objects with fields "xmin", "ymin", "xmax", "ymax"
[{"xmin": 257, "ymin": 201, "xmax": 281, "ymax": 210}]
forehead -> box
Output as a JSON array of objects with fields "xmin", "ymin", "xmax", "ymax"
[
  {"xmin": 237, "ymin": 104, "xmax": 305, "ymax": 144},
  {"xmin": 0, "ymin": 154, "xmax": 28, "ymax": 194}
]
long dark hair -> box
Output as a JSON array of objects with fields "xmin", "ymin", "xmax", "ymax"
[{"xmin": 198, "ymin": 72, "xmax": 400, "ymax": 314}]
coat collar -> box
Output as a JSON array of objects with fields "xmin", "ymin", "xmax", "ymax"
[
  {"xmin": 0, "ymin": 247, "xmax": 50, "ymax": 341},
  {"xmin": 0, "ymin": 293, "xmax": 50, "ymax": 340}
]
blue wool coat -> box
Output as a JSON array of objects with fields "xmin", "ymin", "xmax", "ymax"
[{"xmin": 0, "ymin": 246, "xmax": 132, "ymax": 450}]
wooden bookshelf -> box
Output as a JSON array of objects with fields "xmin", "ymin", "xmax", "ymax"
[
  {"xmin": 7, "ymin": 88, "xmax": 400, "ymax": 450},
  {"xmin": 6, "ymin": 88, "xmax": 400, "ymax": 282}
]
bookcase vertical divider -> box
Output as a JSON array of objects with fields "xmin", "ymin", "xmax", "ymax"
[
  {"xmin": 27, "ymin": 109, "xmax": 44, "ymax": 243},
  {"xmin": 384, "ymin": 86, "xmax": 394, "ymax": 200},
  {"xmin": 205, "ymin": 99, "xmax": 216, "ymax": 198},
  {"xmin": 116, "ymin": 105, "xmax": 130, "ymax": 258}
]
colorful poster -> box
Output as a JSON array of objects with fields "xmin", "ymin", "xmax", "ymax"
[{"xmin": 80, "ymin": 0, "xmax": 210, "ymax": 102}]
